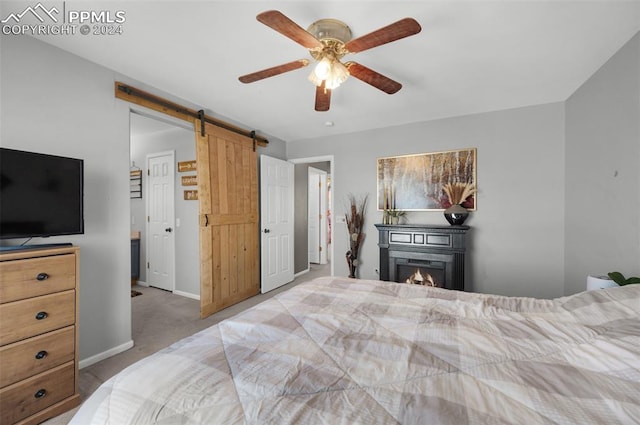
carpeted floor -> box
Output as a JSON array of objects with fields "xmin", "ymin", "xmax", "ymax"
[{"xmin": 43, "ymin": 263, "xmax": 330, "ymax": 424}]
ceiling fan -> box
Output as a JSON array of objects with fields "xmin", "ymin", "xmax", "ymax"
[{"xmin": 238, "ymin": 10, "xmax": 422, "ymax": 111}]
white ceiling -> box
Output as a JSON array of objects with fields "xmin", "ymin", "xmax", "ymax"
[{"xmin": 25, "ymin": 1, "xmax": 640, "ymax": 143}]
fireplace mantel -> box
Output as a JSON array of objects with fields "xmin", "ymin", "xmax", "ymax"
[{"xmin": 375, "ymin": 223, "xmax": 469, "ymax": 291}]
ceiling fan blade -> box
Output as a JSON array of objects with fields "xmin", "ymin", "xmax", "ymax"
[
  {"xmin": 346, "ymin": 62, "xmax": 402, "ymax": 94},
  {"xmin": 344, "ymin": 18, "xmax": 421, "ymax": 53},
  {"xmin": 315, "ymin": 82, "xmax": 331, "ymax": 111},
  {"xmin": 257, "ymin": 10, "xmax": 323, "ymax": 50},
  {"xmin": 239, "ymin": 59, "xmax": 309, "ymax": 84}
]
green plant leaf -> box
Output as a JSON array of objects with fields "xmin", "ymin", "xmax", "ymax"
[
  {"xmin": 607, "ymin": 272, "xmax": 625, "ymax": 285},
  {"xmin": 622, "ymin": 277, "xmax": 640, "ymax": 285}
]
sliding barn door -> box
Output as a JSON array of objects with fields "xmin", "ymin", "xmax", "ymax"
[{"xmin": 196, "ymin": 121, "xmax": 260, "ymax": 318}]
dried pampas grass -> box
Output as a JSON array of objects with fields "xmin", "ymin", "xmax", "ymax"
[{"xmin": 442, "ymin": 183, "xmax": 476, "ymax": 205}]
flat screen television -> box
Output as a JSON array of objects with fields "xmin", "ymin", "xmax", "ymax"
[{"xmin": 0, "ymin": 148, "xmax": 84, "ymax": 240}]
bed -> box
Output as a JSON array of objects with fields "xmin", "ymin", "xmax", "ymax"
[{"xmin": 71, "ymin": 276, "xmax": 640, "ymax": 424}]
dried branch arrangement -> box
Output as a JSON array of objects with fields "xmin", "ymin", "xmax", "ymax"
[{"xmin": 345, "ymin": 193, "xmax": 368, "ymax": 278}]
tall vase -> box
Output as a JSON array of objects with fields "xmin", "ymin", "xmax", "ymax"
[
  {"xmin": 346, "ymin": 251, "xmax": 358, "ymax": 278},
  {"xmin": 443, "ymin": 204, "xmax": 469, "ymax": 225}
]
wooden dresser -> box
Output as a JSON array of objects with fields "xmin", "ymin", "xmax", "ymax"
[{"xmin": 0, "ymin": 246, "xmax": 80, "ymax": 424}]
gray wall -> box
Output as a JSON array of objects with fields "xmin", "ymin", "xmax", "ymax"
[
  {"xmin": 288, "ymin": 32, "xmax": 640, "ymax": 299},
  {"xmin": 289, "ymin": 103, "xmax": 567, "ymax": 299},
  {"xmin": 130, "ymin": 115, "xmax": 200, "ymax": 296},
  {"xmin": 564, "ymin": 33, "xmax": 640, "ymax": 294},
  {"xmin": 294, "ymin": 164, "xmax": 310, "ymax": 273},
  {"xmin": 1, "ymin": 35, "xmax": 133, "ymax": 361},
  {"xmin": 258, "ymin": 144, "xmax": 287, "ymax": 162},
  {"xmin": 1, "ymin": 35, "xmax": 286, "ymax": 364}
]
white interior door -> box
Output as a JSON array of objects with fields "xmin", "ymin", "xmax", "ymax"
[
  {"xmin": 147, "ymin": 151, "xmax": 175, "ymax": 292},
  {"xmin": 308, "ymin": 170, "xmax": 320, "ymax": 264},
  {"xmin": 318, "ymin": 172, "xmax": 328, "ymax": 265},
  {"xmin": 260, "ymin": 155, "xmax": 294, "ymax": 293},
  {"xmin": 308, "ymin": 167, "xmax": 328, "ymax": 265}
]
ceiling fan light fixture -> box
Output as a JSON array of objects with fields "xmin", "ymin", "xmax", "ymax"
[
  {"xmin": 324, "ymin": 60, "xmax": 349, "ymax": 90},
  {"xmin": 314, "ymin": 57, "xmax": 332, "ymax": 79},
  {"xmin": 307, "ymin": 19, "xmax": 352, "ymax": 44},
  {"xmin": 308, "ymin": 57, "xmax": 349, "ymax": 90},
  {"xmin": 308, "ymin": 69, "xmax": 323, "ymax": 87}
]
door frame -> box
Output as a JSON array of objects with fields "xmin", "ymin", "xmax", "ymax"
[
  {"xmin": 289, "ymin": 155, "xmax": 335, "ymax": 277},
  {"xmin": 308, "ymin": 167, "xmax": 328, "ymax": 265},
  {"xmin": 145, "ymin": 150, "xmax": 176, "ymax": 292}
]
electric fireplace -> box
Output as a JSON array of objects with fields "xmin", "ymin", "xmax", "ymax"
[{"xmin": 375, "ymin": 224, "xmax": 469, "ymax": 291}]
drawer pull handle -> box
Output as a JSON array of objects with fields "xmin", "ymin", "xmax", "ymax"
[
  {"xmin": 34, "ymin": 389, "xmax": 47, "ymax": 399},
  {"xmin": 35, "ymin": 350, "xmax": 48, "ymax": 360},
  {"xmin": 36, "ymin": 272, "xmax": 49, "ymax": 281},
  {"xmin": 35, "ymin": 311, "xmax": 48, "ymax": 320}
]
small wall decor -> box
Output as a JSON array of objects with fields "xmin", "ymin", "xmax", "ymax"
[
  {"xmin": 130, "ymin": 168, "xmax": 142, "ymax": 199},
  {"xmin": 184, "ymin": 190, "xmax": 198, "ymax": 200},
  {"xmin": 181, "ymin": 175, "xmax": 197, "ymax": 186},
  {"xmin": 178, "ymin": 160, "xmax": 197, "ymax": 172},
  {"xmin": 377, "ymin": 148, "xmax": 476, "ymax": 211}
]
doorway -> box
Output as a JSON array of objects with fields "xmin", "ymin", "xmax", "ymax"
[
  {"xmin": 290, "ymin": 156, "xmax": 334, "ymax": 278},
  {"xmin": 129, "ymin": 112, "xmax": 200, "ymax": 299},
  {"xmin": 308, "ymin": 167, "xmax": 328, "ymax": 265}
]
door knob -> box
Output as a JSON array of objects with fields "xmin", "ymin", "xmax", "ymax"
[
  {"xmin": 165, "ymin": 228, "xmax": 173, "ymax": 233},
  {"xmin": 263, "ymin": 228, "xmax": 270, "ymax": 233}
]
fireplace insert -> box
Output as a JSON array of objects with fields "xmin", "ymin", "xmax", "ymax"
[{"xmin": 375, "ymin": 224, "xmax": 469, "ymax": 291}]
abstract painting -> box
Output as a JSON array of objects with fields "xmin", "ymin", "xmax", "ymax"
[{"xmin": 377, "ymin": 148, "xmax": 477, "ymax": 211}]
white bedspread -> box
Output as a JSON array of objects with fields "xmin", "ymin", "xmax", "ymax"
[{"xmin": 71, "ymin": 277, "xmax": 640, "ymax": 424}]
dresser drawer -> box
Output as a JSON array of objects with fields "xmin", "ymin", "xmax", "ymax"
[
  {"xmin": 0, "ymin": 254, "xmax": 76, "ymax": 303},
  {"xmin": 0, "ymin": 291, "xmax": 75, "ymax": 346},
  {"xmin": 0, "ymin": 361, "xmax": 75, "ymax": 425},
  {"xmin": 0, "ymin": 326, "xmax": 75, "ymax": 388}
]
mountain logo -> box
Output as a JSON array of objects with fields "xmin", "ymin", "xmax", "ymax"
[{"xmin": 1, "ymin": 2, "xmax": 60, "ymax": 24}]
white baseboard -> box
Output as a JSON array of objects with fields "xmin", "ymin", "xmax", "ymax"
[
  {"xmin": 79, "ymin": 340, "xmax": 134, "ymax": 369},
  {"xmin": 294, "ymin": 268, "xmax": 310, "ymax": 278},
  {"xmin": 173, "ymin": 290, "xmax": 200, "ymax": 300},
  {"xmin": 136, "ymin": 281, "xmax": 198, "ymax": 300}
]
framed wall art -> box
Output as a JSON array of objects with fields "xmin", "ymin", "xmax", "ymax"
[
  {"xmin": 184, "ymin": 190, "xmax": 198, "ymax": 200},
  {"xmin": 181, "ymin": 175, "xmax": 197, "ymax": 186},
  {"xmin": 377, "ymin": 148, "xmax": 477, "ymax": 211},
  {"xmin": 178, "ymin": 160, "xmax": 197, "ymax": 172}
]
